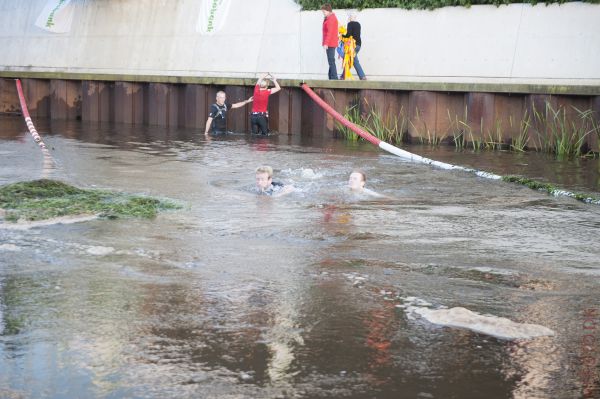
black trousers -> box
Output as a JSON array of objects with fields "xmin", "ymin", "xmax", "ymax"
[{"xmin": 251, "ymin": 114, "xmax": 269, "ymax": 135}]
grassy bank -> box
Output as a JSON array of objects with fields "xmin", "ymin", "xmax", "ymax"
[{"xmin": 0, "ymin": 179, "xmax": 181, "ymax": 223}]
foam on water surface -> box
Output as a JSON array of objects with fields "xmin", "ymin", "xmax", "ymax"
[{"xmin": 400, "ymin": 297, "xmax": 555, "ymax": 340}]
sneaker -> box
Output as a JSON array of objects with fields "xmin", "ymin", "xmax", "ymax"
[{"xmin": 360, "ymin": 77, "xmax": 367, "ymax": 81}]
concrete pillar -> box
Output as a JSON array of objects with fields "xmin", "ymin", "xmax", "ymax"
[
  {"xmin": 21, "ymin": 79, "xmax": 50, "ymax": 118},
  {"xmin": 113, "ymin": 82, "xmax": 144, "ymax": 124},
  {"xmin": 0, "ymin": 78, "xmax": 20, "ymax": 114},
  {"xmin": 50, "ymin": 79, "xmax": 81, "ymax": 120}
]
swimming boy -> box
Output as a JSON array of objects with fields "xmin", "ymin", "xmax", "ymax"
[
  {"xmin": 255, "ymin": 166, "xmax": 294, "ymax": 197},
  {"xmin": 348, "ymin": 170, "xmax": 384, "ymax": 197}
]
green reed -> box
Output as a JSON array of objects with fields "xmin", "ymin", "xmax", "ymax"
[
  {"xmin": 336, "ymin": 104, "xmax": 361, "ymax": 141},
  {"xmin": 337, "ymin": 102, "xmax": 407, "ymax": 144},
  {"xmin": 484, "ymin": 119, "xmax": 504, "ymax": 151},
  {"xmin": 410, "ymin": 108, "xmax": 446, "ymax": 146},
  {"xmin": 531, "ymin": 102, "xmax": 599, "ymax": 158},
  {"xmin": 337, "ymin": 100, "xmax": 599, "ymax": 157},
  {"xmin": 510, "ymin": 112, "xmax": 532, "ymax": 152}
]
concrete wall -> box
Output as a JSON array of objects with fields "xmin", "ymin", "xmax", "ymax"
[{"xmin": 0, "ymin": 0, "xmax": 599, "ymax": 84}]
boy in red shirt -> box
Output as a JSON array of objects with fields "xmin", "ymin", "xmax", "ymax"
[
  {"xmin": 251, "ymin": 72, "xmax": 281, "ymax": 135},
  {"xmin": 321, "ymin": 4, "xmax": 339, "ymax": 80}
]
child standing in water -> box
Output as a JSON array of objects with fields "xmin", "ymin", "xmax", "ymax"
[{"xmin": 251, "ymin": 73, "xmax": 281, "ymax": 135}]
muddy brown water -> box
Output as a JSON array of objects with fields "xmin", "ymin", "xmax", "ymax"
[{"xmin": 1, "ymin": 117, "xmax": 599, "ymax": 398}]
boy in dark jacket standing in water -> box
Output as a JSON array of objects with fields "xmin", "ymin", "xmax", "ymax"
[{"xmin": 321, "ymin": 4, "xmax": 339, "ymax": 80}]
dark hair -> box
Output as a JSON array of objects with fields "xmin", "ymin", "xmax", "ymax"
[{"xmin": 321, "ymin": 4, "xmax": 332, "ymax": 12}]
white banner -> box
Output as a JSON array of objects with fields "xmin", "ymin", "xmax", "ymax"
[
  {"xmin": 196, "ymin": 0, "xmax": 232, "ymax": 35},
  {"xmin": 35, "ymin": 0, "xmax": 75, "ymax": 33}
]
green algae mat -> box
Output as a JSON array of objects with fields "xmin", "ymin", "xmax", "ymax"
[{"xmin": 0, "ymin": 179, "xmax": 181, "ymax": 223}]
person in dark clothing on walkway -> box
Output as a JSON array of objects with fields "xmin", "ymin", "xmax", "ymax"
[
  {"xmin": 204, "ymin": 91, "xmax": 253, "ymax": 135},
  {"xmin": 343, "ymin": 12, "xmax": 366, "ymax": 80},
  {"xmin": 251, "ymin": 73, "xmax": 281, "ymax": 135},
  {"xmin": 321, "ymin": 4, "xmax": 339, "ymax": 80}
]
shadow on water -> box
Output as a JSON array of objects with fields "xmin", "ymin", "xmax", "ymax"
[{"xmin": 1, "ymin": 116, "xmax": 599, "ymax": 398}]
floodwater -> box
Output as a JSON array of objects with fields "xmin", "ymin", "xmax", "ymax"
[{"xmin": 1, "ymin": 116, "xmax": 599, "ymax": 399}]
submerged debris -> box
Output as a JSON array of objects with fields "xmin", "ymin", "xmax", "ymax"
[
  {"xmin": 398, "ymin": 297, "xmax": 555, "ymax": 340},
  {"xmin": 502, "ymin": 175, "xmax": 600, "ymax": 205},
  {"xmin": 0, "ymin": 179, "xmax": 181, "ymax": 223}
]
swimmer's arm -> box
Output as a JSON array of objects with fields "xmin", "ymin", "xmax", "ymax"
[
  {"xmin": 363, "ymin": 188, "xmax": 387, "ymax": 199},
  {"xmin": 231, "ymin": 97, "xmax": 253, "ymax": 109},
  {"xmin": 272, "ymin": 185, "xmax": 295, "ymax": 197},
  {"xmin": 204, "ymin": 117, "xmax": 213, "ymax": 135}
]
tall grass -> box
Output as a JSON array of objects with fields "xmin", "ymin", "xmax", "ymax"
[
  {"xmin": 336, "ymin": 104, "xmax": 361, "ymax": 142},
  {"xmin": 531, "ymin": 102, "xmax": 599, "ymax": 158},
  {"xmin": 510, "ymin": 111, "xmax": 532, "ymax": 152},
  {"xmin": 448, "ymin": 107, "xmax": 482, "ymax": 151},
  {"xmin": 336, "ymin": 102, "xmax": 407, "ymax": 144},
  {"xmin": 410, "ymin": 108, "xmax": 446, "ymax": 146},
  {"xmin": 484, "ymin": 119, "xmax": 504, "ymax": 151},
  {"xmin": 336, "ymin": 100, "xmax": 600, "ymax": 157}
]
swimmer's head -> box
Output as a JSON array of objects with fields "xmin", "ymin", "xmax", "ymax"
[
  {"xmin": 259, "ymin": 79, "xmax": 269, "ymax": 89},
  {"xmin": 348, "ymin": 170, "xmax": 366, "ymax": 191},
  {"xmin": 255, "ymin": 165, "xmax": 273, "ymax": 191}
]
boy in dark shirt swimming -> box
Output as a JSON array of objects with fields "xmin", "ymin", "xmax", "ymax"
[{"xmin": 255, "ymin": 166, "xmax": 294, "ymax": 197}]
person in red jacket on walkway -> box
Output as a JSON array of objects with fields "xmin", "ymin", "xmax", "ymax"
[
  {"xmin": 251, "ymin": 72, "xmax": 281, "ymax": 135},
  {"xmin": 321, "ymin": 4, "xmax": 339, "ymax": 80}
]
